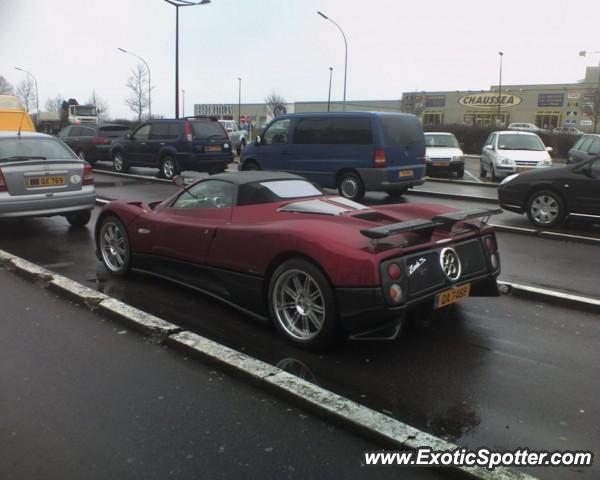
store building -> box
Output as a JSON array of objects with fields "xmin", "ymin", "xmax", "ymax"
[{"xmin": 401, "ymin": 67, "xmax": 600, "ymax": 131}]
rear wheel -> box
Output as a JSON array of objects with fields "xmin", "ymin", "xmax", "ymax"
[
  {"xmin": 338, "ymin": 172, "xmax": 365, "ymax": 201},
  {"xmin": 241, "ymin": 160, "xmax": 260, "ymax": 171},
  {"xmin": 526, "ymin": 190, "xmax": 566, "ymax": 228},
  {"xmin": 98, "ymin": 216, "xmax": 131, "ymax": 276},
  {"xmin": 160, "ymin": 155, "xmax": 180, "ymax": 180},
  {"xmin": 268, "ymin": 259, "xmax": 338, "ymax": 350},
  {"xmin": 65, "ymin": 210, "xmax": 91, "ymax": 228},
  {"xmin": 386, "ymin": 188, "xmax": 407, "ymax": 200},
  {"xmin": 112, "ymin": 151, "xmax": 129, "ymax": 173}
]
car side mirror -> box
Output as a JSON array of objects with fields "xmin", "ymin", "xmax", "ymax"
[
  {"xmin": 484, "ymin": 145, "xmax": 493, "ymax": 151},
  {"xmin": 173, "ymin": 175, "xmax": 185, "ymax": 187},
  {"xmin": 546, "ymin": 146, "xmax": 553, "ymax": 153},
  {"xmin": 255, "ymin": 136, "xmax": 261, "ymax": 145}
]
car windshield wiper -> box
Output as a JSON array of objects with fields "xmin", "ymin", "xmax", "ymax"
[{"xmin": 0, "ymin": 156, "xmax": 47, "ymax": 162}]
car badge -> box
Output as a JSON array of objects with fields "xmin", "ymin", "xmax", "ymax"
[
  {"xmin": 408, "ymin": 257, "xmax": 426, "ymax": 276},
  {"xmin": 440, "ymin": 247, "xmax": 461, "ymax": 281}
]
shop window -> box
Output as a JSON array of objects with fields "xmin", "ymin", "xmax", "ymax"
[
  {"xmin": 535, "ymin": 111, "xmax": 561, "ymax": 129},
  {"xmin": 422, "ymin": 112, "xmax": 443, "ymax": 126}
]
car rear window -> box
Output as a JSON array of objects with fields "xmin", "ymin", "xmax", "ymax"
[
  {"xmin": 0, "ymin": 137, "xmax": 78, "ymax": 161},
  {"xmin": 237, "ymin": 180, "xmax": 323, "ymax": 205},
  {"xmin": 380, "ymin": 115, "xmax": 423, "ymax": 146},
  {"xmin": 190, "ymin": 120, "xmax": 227, "ymax": 140}
]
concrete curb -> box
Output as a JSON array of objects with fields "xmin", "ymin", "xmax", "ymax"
[
  {"xmin": 409, "ymin": 188, "xmax": 499, "ymax": 204},
  {"xmin": 499, "ymin": 281, "xmax": 600, "ymax": 313},
  {"xmin": 426, "ymin": 177, "xmax": 497, "ymax": 188},
  {"xmin": 491, "ymin": 224, "xmax": 600, "ymax": 247},
  {"xmin": 0, "ymin": 246, "xmax": 538, "ymax": 480}
]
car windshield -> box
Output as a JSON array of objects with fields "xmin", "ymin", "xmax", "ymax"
[
  {"xmin": 190, "ymin": 120, "xmax": 226, "ymax": 140},
  {"xmin": 0, "ymin": 137, "xmax": 78, "ymax": 161},
  {"xmin": 497, "ymin": 134, "xmax": 545, "ymax": 151},
  {"xmin": 74, "ymin": 106, "xmax": 97, "ymax": 116},
  {"xmin": 425, "ymin": 134, "xmax": 459, "ymax": 147}
]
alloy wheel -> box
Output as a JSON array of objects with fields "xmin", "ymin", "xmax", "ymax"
[
  {"xmin": 530, "ymin": 194, "xmax": 560, "ymax": 225},
  {"xmin": 100, "ymin": 220, "xmax": 129, "ymax": 273}
]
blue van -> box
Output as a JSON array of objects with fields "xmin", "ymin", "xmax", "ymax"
[{"xmin": 239, "ymin": 112, "xmax": 426, "ymax": 200}]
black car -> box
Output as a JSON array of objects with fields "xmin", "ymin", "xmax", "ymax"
[
  {"xmin": 498, "ymin": 156, "xmax": 600, "ymax": 227},
  {"xmin": 567, "ymin": 134, "xmax": 600, "ymax": 164},
  {"xmin": 110, "ymin": 117, "xmax": 233, "ymax": 179},
  {"xmin": 57, "ymin": 124, "xmax": 131, "ymax": 164}
]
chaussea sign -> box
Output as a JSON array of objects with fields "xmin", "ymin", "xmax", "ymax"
[{"xmin": 458, "ymin": 93, "xmax": 522, "ymax": 108}]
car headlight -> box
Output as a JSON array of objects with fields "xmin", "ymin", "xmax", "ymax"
[
  {"xmin": 452, "ymin": 155, "xmax": 464, "ymax": 162},
  {"xmin": 540, "ymin": 158, "xmax": 552, "ymax": 166},
  {"xmin": 497, "ymin": 157, "xmax": 514, "ymax": 166},
  {"xmin": 500, "ymin": 173, "xmax": 519, "ymax": 185}
]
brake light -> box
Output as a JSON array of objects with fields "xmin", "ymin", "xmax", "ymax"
[
  {"xmin": 0, "ymin": 169, "xmax": 6, "ymax": 192},
  {"xmin": 387, "ymin": 263, "xmax": 402, "ymax": 280},
  {"xmin": 82, "ymin": 163, "xmax": 94, "ymax": 185},
  {"xmin": 374, "ymin": 149, "xmax": 387, "ymax": 168},
  {"xmin": 92, "ymin": 136, "xmax": 110, "ymax": 145},
  {"xmin": 184, "ymin": 121, "xmax": 193, "ymax": 142}
]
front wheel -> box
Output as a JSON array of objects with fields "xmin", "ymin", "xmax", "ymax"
[
  {"xmin": 479, "ymin": 162, "xmax": 487, "ymax": 178},
  {"xmin": 456, "ymin": 165, "xmax": 465, "ymax": 179},
  {"xmin": 98, "ymin": 216, "xmax": 131, "ymax": 276},
  {"xmin": 338, "ymin": 172, "xmax": 365, "ymax": 201},
  {"xmin": 112, "ymin": 151, "xmax": 129, "ymax": 173},
  {"xmin": 526, "ymin": 190, "xmax": 566, "ymax": 228},
  {"xmin": 268, "ymin": 259, "xmax": 338, "ymax": 350},
  {"xmin": 65, "ymin": 210, "xmax": 91, "ymax": 228}
]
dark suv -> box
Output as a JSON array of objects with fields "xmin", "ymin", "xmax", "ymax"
[
  {"xmin": 110, "ymin": 117, "xmax": 233, "ymax": 179},
  {"xmin": 58, "ymin": 124, "xmax": 130, "ymax": 164}
]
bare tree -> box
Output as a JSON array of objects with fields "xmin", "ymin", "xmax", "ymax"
[
  {"xmin": 125, "ymin": 63, "xmax": 149, "ymax": 122},
  {"xmin": 0, "ymin": 75, "xmax": 14, "ymax": 94},
  {"xmin": 88, "ymin": 89, "xmax": 110, "ymax": 121},
  {"xmin": 45, "ymin": 93, "xmax": 64, "ymax": 112},
  {"xmin": 265, "ymin": 91, "xmax": 287, "ymax": 117},
  {"xmin": 16, "ymin": 78, "xmax": 35, "ymax": 112}
]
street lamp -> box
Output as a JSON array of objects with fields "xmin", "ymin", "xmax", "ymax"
[
  {"xmin": 579, "ymin": 50, "xmax": 600, "ymax": 133},
  {"xmin": 497, "ymin": 51, "xmax": 503, "ymax": 127},
  {"xmin": 14, "ymin": 67, "xmax": 39, "ymax": 123},
  {"xmin": 237, "ymin": 77, "xmax": 241, "ymax": 126},
  {"xmin": 118, "ymin": 47, "xmax": 152, "ymax": 119},
  {"xmin": 327, "ymin": 67, "xmax": 333, "ymax": 112},
  {"xmin": 317, "ymin": 11, "xmax": 348, "ymax": 111},
  {"xmin": 163, "ymin": 0, "xmax": 211, "ymax": 119}
]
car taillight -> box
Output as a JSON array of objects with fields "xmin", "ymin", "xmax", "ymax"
[
  {"xmin": 374, "ymin": 149, "xmax": 387, "ymax": 168},
  {"xmin": 389, "ymin": 284, "xmax": 403, "ymax": 304},
  {"xmin": 184, "ymin": 121, "xmax": 193, "ymax": 142},
  {"xmin": 83, "ymin": 163, "xmax": 94, "ymax": 185},
  {"xmin": 92, "ymin": 136, "xmax": 110, "ymax": 145},
  {"xmin": 0, "ymin": 169, "xmax": 6, "ymax": 192},
  {"xmin": 387, "ymin": 262, "xmax": 402, "ymax": 280}
]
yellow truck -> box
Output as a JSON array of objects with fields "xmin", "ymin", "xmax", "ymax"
[{"xmin": 0, "ymin": 95, "xmax": 36, "ymax": 132}]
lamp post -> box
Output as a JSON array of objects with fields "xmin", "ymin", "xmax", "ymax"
[
  {"xmin": 118, "ymin": 48, "xmax": 151, "ymax": 119},
  {"xmin": 497, "ymin": 51, "xmax": 503, "ymax": 127},
  {"xmin": 327, "ymin": 67, "xmax": 333, "ymax": 112},
  {"xmin": 14, "ymin": 67, "xmax": 39, "ymax": 123},
  {"xmin": 182, "ymin": 89, "xmax": 185, "ymax": 116},
  {"xmin": 237, "ymin": 77, "xmax": 241, "ymax": 126},
  {"xmin": 163, "ymin": 0, "xmax": 211, "ymax": 118},
  {"xmin": 317, "ymin": 11, "xmax": 347, "ymax": 111},
  {"xmin": 579, "ymin": 50, "xmax": 600, "ymax": 133}
]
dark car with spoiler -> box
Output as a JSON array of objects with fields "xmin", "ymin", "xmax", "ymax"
[{"xmin": 94, "ymin": 171, "xmax": 501, "ymax": 350}]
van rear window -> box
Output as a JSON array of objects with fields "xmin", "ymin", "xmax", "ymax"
[{"xmin": 380, "ymin": 115, "xmax": 423, "ymax": 146}]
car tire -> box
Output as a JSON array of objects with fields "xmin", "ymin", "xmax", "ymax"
[
  {"xmin": 98, "ymin": 216, "xmax": 131, "ymax": 276},
  {"xmin": 112, "ymin": 151, "xmax": 129, "ymax": 173},
  {"xmin": 77, "ymin": 149, "xmax": 86, "ymax": 161},
  {"xmin": 241, "ymin": 160, "xmax": 260, "ymax": 171},
  {"xmin": 491, "ymin": 164, "xmax": 499, "ymax": 182},
  {"xmin": 526, "ymin": 190, "xmax": 566, "ymax": 228},
  {"xmin": 456, "ymin": 165, "xmax": 465, "ymax": 179},
  {"xmin": 65, "ymin": 210, "xmax": 91, "ymax": 228},
  {"xmin": 338, "ymin": 172, "xmax": 365, "ymax": 201},
  {"xmin": 479, "ymin": 162, "xmax": 486, "ymax": 178},
  {"xmin": 160, "ymin": 155, "xmax": 180, "ymax": 180},
  {"xmin": 237, "ymin": 139, "xmax": 246, "ymax": 156},
  {"xmin": 386, "ymin": 188, "xmax": 407, "ymax": 200},
  {"xmin": 268, "ymin": 259, "xmax": 338, "ymax": 350}
]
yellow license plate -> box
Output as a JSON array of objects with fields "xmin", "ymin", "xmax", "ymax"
[
  {"xmin": 205, "ymin": 145, "xmax": 222, "ymax": 152},
  {"xmin": 27, "ymin": 176, "xmax": 66, "ymax": 187},
  {"xmin": 399, "ymin": 169, "xmax": 414, "ymax": 178},
  {"xmin": 434, "ymin": 283, "xmax": 471, "ymax": 309},
  {"xmin": 434, "ymin": 161, "xmax": 450, "ymax": 167},
  {"xmin": 516, "ymin": 167, "xmax": 531, "ymax": 173}
]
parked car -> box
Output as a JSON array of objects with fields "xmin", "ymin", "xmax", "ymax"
[
  {"xmin": 239, "ymin": 112, "xmax": 426, "ymax": 201},
  {"xmin": 218, "ymin": 120, "xmax": 248, "ymax": 155},
  {"xmin": 507, "ymin": 122, "xmax": 544, "ymax": 133},
  {"xmin": 110, "ymin": 117, "xmax": 233, "ymax": 179},
  {"xmin": 567, "ymin": 133, "xmax": 600, "ymax": 164},
  {"xmin": 57, "ymin": 123, "xmax": 131, "ymax": 163},
  {"xmin": 498, "ymin": 155, "xmax": 600, "ymax": 227},
  {"xmin": 0, "ymin": 95, "xmax": 35, "ymax": 132},
  {"xmin": 553, "ymin": 126, "xmax": 583, "ymax": 135},
  {"xmin": 0, "ymin": 131, "xmax": 96, "ymax": 226},
  {"xmin": 424, "ymin": 132, "xmax": 465, "ymax": 178},
  {"xmin": 95, "ymin": 171, "xmax": 501, "ymax": 350},
  {"xmin": 480, "ymin": 131, "xmax": 552, "ymax": 181}
]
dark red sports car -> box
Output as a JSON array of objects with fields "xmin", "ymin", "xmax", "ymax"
[{"xmin": 95, "ymin": 171, "xmax": 501, "ymax": 350}]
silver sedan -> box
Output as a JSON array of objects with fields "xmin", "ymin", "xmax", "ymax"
[{"xmin": 0, "ymin": 131, "xmax": 96, "ymax": 227}]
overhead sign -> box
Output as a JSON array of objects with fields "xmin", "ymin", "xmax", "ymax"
[
  {"xmin": 458, "ymin": 93, "xmax": 522, "ymax": 108},
  {"xmin": 538, "ymin": 93, "xmax": 564, "ymax": 107},
  {"xmin": 194, "ymin": 104, "xmax": 233, "ymax": 116}
]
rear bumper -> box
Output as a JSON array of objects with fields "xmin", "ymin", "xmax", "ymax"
[
  {"xmin": 357, "ymin": 167, "xmax": 426, "ymax": 191},
  {"xmin": 0, "ymin": 188, "xmax": 96, "ymax": 218},
  {"xmin": 426, "ymin": 160, "xmax": 464, "ymax": 171},
  {"xmin": 176, "ymin": 152, "xmax": 234, "ymax": 172}
]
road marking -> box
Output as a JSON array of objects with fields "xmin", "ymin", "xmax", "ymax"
[
  {"xmin": 464, "ymin": 170, "xmax": 483, "ymax": 183},
  {"xmin": 499, "ymin": 281, "xmax": 600, "ymax": 312}
]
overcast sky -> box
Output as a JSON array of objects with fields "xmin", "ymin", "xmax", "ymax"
[{"xmin": 2, "ymin": 0, "xmax": 599, "ymax": 119}]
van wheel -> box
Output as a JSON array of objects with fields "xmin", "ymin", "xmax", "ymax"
[
  {"xmin": 242, "ymin": 161, "xmax": 260, "ymax": 171},
  {"xmin": 386, "ymin": 188, "xmax": 407, "ymax": 200},
  {"xmin": 112, "ymin": 151, "xmax": 129, "ymax": 173},
  {"xmin": 338, "ymin": 172, "xmax": 365, "ymax": 201},
  {"xmin": 160, "ymin": 156, "xmax": 180, "ymax": 180}
]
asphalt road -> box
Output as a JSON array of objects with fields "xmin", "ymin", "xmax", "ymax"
[
  {"xmin": 0, "ymin": 195, "xmax": 598, "ymax": 479},
  {"xmin": 0, "ymin": 267, "xmax": 445, "ymax": 480}
]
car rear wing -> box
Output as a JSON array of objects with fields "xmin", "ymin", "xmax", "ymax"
[{"xmin": 360, "ymin": 208, "xmax": 502, "ymax": 240}]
